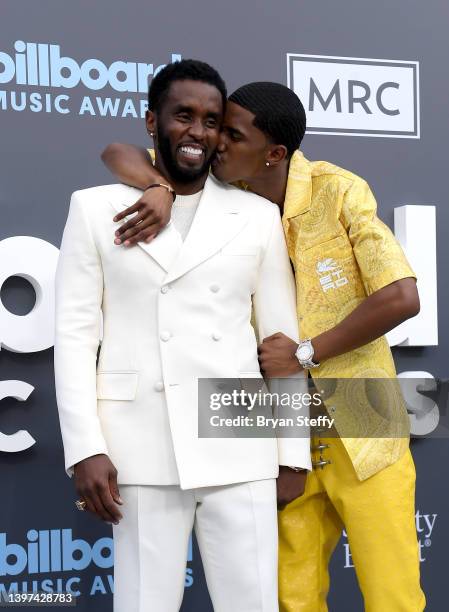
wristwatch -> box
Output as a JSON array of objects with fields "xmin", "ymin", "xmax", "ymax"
[{"xmin": 295, "ymin": 338, "xmax": 320, "ymax": 369}]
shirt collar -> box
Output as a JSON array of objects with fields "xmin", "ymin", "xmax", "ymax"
[{"xmin": 282, "ymin": 150, "xmax": 312, "ymax": 220}]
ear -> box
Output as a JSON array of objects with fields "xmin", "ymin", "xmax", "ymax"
[
  {"xmin": 266, "ymin": 144, "xmax": 288, "ymax": 166},
  {"xmin": 145, "ymin": 110, "xmax": 156, "ymax": 138}
]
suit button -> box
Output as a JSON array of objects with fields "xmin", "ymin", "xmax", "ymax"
[
  {"xmin": 212, "ymin": 332, "xmax": 222, "ymax": 341},
  {"xmin": 160, "ymin": 286, "xmax": 169, "ymax": 294},
  {"xmin": 160, "ymin": 331, "xmax": 171, "ymax": 342},
  {"xmin": 154, "ymin": 381, "xmax": 164, "ymax": 392},
  {"xmin": 210, "ymin": 284, "xmax": 220, "ymax": 293}
]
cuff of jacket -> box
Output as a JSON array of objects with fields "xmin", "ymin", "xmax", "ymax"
[
  {"xmin": 65, "ymin": 445, "xmax": 109, "ymax": 478},
  {"xmin": 278, "ymin": 438, "xmax": 312, "ymax": 471}
]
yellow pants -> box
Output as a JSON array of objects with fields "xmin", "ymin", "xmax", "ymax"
[{"xmin": 278, "ymin": 437, "xmax": 426, "ymax": 612}]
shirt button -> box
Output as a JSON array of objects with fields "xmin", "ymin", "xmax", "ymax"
[
  {"xmin": 154, "ymin": 381, "xmax": 164, "ymax": 392},
  {"xmin": 160, "ymin": 286, "xmax": 169, "ymax": 294},
  {"xmin": 210, "ymin": 284, "xmax": 220, "ymax": 293},
  {"xmin": 212, "ymin": 332, "xmax": 222, "ymax": 341},
  {"xmin": 160, "ymin": 331, "xmax": 171, "ymax": 342}
]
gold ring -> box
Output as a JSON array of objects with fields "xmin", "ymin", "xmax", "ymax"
[{"xmin": 75, "ymin": 499, "xmax": 87, "ymax": 511}]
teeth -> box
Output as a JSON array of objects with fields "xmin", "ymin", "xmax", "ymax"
[{"xmin": 180, "ymin": 146, "xmax": 203, "ymax": 156}]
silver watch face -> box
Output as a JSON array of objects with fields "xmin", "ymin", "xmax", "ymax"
[{"xmin": 298, "ymin": 344, "xmax": 313, "ymax": 361}]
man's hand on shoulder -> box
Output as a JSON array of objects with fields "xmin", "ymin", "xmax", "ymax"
[
  {"xmin": 277, "ymin": 466, "xmax": 307, "ymax": 509},
  {"xmin": 113, "ymin": 185, "xmax": 173, "ymax": 247},
  {"xmin": 258, "ymin": 332, "xmax": 301, "ymax": 378},
  {"xmin": 74, "ymin": 454, "xmax": 123, "ymax": 524}
]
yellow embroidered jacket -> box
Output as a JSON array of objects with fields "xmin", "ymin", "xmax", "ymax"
[{"xmin": 283, "ymin": 151, "xmax": 416, "ymax": 480}]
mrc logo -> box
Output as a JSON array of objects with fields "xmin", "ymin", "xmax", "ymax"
[{"xmin": 287, "ymin": 54, "xmax": 420, "ymax": 139}]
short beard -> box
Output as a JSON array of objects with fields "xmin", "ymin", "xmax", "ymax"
[{"xmin": 157, "ymin": 123, "xmax": 212, "ymax": 184}]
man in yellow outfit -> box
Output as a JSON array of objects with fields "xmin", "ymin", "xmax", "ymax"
[
  {"xmin": 265, "ymin": 147, "xmax": 424, "ymax": 612},
  {"xmin": 101, "ymin": 79, "xmax": 426, "ymax": 611}
]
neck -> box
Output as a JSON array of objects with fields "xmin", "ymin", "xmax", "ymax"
[
  {"xmin": 244, "ymin": 162, "xmax": 289, "ymax": 212},
  {"xmin": 154, "ymin": 155, "xmax": 207, "ymax": 195}
]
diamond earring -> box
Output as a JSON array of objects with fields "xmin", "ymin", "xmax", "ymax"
[{"xmin": 265, "ymin": 162, "xmax": 270, "ymax": 167}]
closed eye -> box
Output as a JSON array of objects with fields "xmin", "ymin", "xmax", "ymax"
[
  {"xmin": 176, "ymin": 112, "xmax": 191, "ymax": 122},
  {"xmin": 225, "ymin": 127, "xmax": 243, "ymax": 141}
]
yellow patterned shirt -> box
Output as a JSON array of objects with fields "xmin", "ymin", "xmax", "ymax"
[{"xmin": 282, "ymin": 150, "xmax": 416, "ymax": 479}]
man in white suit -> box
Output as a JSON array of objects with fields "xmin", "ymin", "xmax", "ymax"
[{"xmin": 55, "ymin": 59, "xmax": 310, "ymax": 612}]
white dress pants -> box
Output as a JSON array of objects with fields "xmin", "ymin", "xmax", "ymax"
[{"xmin": 112, "ymin": 479, "xmax": 278, "ymax": 612}]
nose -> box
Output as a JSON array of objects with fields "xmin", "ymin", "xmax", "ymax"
[
  {"xmin": 217, "ymin": 133, "xmax": 227, "ymax": 152},
  {"xmin": 188, "ymin": 118, "xmax": 206, "ymax": 141}
]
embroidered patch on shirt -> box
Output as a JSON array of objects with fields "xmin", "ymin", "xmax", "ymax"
[{"xmin": 316, "ymin": 259, "xmax": 349, "ymax": 292}]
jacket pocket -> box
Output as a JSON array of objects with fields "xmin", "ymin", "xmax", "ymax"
[
  {"xmin": 297, "ymin": 233, "xmax": 348, "ymax": 254},
  {"xmin": 96, "ymin": 371, "xmax": 138, "ymax": 400}
]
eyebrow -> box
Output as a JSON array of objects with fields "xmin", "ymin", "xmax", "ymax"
[
  {"xmin": 172, "ymin": 104, "xmax": 221, "ymax": 120},
  {"xmin": 172, "ymin": 104, "xmax": 194, "ymax": 114},
  {"xmin": 206, "ymin": 111, "xmax": 221, "ymax": 121}
]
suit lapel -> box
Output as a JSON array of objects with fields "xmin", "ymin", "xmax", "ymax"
[
  {"xmin": 108, "ymin": 184, "xmax": 182, "ymax": 272},
  {"xmin": 108, "ymin": 178, "xmax": 249, "ymax": 281},
  {"xmin": 164, "ymin": 176, "xmax": 249, "ymax": 284}
]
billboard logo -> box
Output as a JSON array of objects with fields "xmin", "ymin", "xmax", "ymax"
[
  {"xmin": 287, "ymin": 54, "xmax": 420, "ymax": 138},
  {"xmin": 0, "ymin": 41, "xmax": 182, "ymax": 118},
  {"xmin": 0, "ymin": 41, "xmax": 181, "ymax": 93},
  {"xmin": 0, "ymin": 529, "xmax": 112, "ymax": 576}
]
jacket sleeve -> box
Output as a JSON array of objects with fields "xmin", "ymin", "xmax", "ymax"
[
  {"xmin": 54, "ymin": 191, "xmax": 109, "ymax": 477},
  {"xmin": 252, "ymin": 207, "xmax": 312, "ymax": 471},
  {"xmin": 340, "ymin": 178, "xmax": 416, "ymax": 294}
]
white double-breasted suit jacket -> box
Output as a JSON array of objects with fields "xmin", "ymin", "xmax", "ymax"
[{"xmin": 54, "ymin": 175, "xmax": 311, "ymax": 489}]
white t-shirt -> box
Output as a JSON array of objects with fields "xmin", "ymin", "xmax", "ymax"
[{"xmin": 170, "ymin": 190, "xmax": 202, "ymax": 241}]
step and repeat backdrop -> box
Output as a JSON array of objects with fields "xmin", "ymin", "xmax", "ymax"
[{"xmin": 1, "ymin": 1, "xmax": 448, "ymax": 610}]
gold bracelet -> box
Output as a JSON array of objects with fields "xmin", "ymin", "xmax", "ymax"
[{"xmin": 145, "ymin": 182, "xmax": 176, "ymax": 202}]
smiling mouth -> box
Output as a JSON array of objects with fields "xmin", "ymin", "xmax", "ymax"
[{"xmin": 177, "ymin": 144, "xmax": 205, "ymax": 161}]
